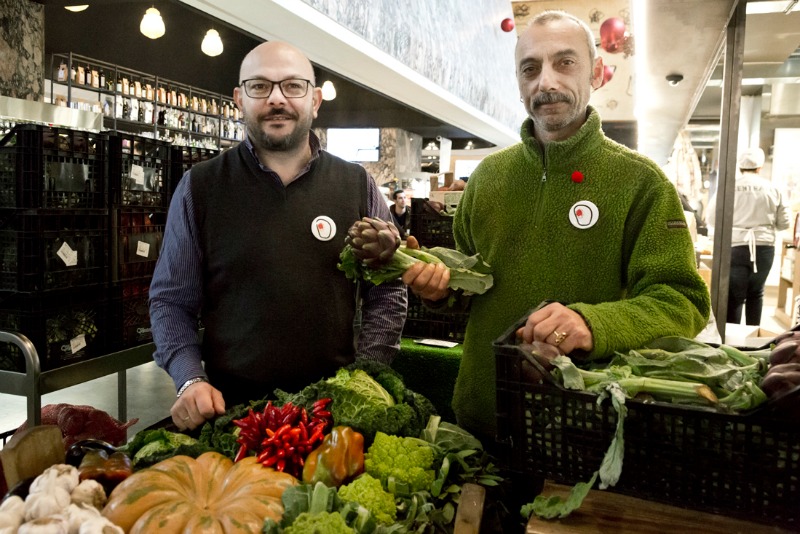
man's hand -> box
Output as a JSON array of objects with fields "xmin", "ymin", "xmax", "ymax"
[
  {"xmin": 171, "ymin": 382, "xmax": 226, "ymax": 430},
  {"xmin": 516, "ymin": 302, "xmax": 593, "ymax": 355},
  {"xmin": 401, "ymin": 236, "xmax": 451, "ymax": 302}
]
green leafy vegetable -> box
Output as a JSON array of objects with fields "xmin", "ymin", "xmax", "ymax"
[
  {"xmin": 522, "ymin": 472, "xmax": 598, "ymax": 520},
  {"xmin": 338, "ymin": 243, "xmax": 494, "ymax": 298},
  {"xmin": 274, "ymin": 361, "xmax": 437, "ymax": 443},
  {"xmin": 119, "ymin": 428, "xmax": 212, "ymax": 468}
]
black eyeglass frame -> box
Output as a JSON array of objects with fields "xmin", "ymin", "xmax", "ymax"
[{"xmin": 239, "ymin": 78, "xmax": 315, "ymax": 99}]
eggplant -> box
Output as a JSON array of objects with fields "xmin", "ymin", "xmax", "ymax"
[
  {"xmin": 769, "ymin": 340, "xmax": 800, "ymax": 366},
  {"xmin": 64, "ymin": 438, "xmax": 117, "ymax": 467}
]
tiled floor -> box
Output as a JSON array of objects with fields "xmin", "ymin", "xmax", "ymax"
[{"xmin": 0, "ymin": 286, "xmax": 795, "ymax": 447}]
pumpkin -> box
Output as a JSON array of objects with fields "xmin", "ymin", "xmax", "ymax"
[{"xmin": 102, "ymin": 452, "xmax": 297, "ymax": 533}]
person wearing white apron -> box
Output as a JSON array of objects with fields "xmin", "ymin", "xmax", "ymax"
[{"xmin": 710, "ymin": 147, "xmax": 790, "ymax": 325}]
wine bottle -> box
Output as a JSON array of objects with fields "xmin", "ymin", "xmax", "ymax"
[
  {"xmin": 57, "ymin": 62, "xmax": 67, "ymax": 82},
  {"xmin": 122, "ymin": 99, "xmax": 130, "ymax": 120},
  {"xmin": 99, "ymin": 70, "xmax": 106, "ymax": 89},
  {"xmin": 116, "ymin": 77, "xmax": 122, "ymax": 93}
]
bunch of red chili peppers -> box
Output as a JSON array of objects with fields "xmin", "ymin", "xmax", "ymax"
[{"xmin": 232, "ymin": 398, "xmax": 333, "ymax": 477}]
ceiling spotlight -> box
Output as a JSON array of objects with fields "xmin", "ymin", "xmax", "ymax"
[
  {"xmin": 64, "ymin": 5, "xmax": 89, "ymax": 12},
  {"xmin": 140, "ymin": 7, "xmax": 165, "ymax": 39},
  {"xmin": 666, "ymin": 73, "xmax": 684, "ymax": 87},
  {"xmin": 321, "ymin": 81, "xmax": 337, "ymax": 101},
  {"xmin": 201, "ymin": 29, "xmax": 224, "ymax": 57}
]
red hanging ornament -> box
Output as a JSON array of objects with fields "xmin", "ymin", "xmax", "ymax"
[
  {"xmin": 599, "ymin": 17, "xmax": 627, "ymax": 54},
  {"xmin": 501, "ymin": 18, "xmax": 515, "ymax": 32},
  {"xmin": 571, "ymin": 171, "xmax": 584, "ymax": 183},
  {"xmin": 599, "ymin": 64, "xmax": 616, "ymax": 87}
]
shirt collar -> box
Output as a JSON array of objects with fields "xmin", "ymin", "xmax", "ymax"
[{"xmin": 242, "ymin": 130, "xmax": 322, "ymax": 173}]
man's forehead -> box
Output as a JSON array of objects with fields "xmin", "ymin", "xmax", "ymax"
[{"xmin": 517, "ymin": 20, "xmax": 586, "ymax": 57}]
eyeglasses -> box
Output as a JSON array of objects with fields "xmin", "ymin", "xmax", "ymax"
[{"xmin": 239, "ymin": 78, "xmax": 314, "ymax": 99}]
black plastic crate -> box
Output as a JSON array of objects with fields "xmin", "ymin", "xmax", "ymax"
[
  {"xmin": 402, "ymin": 290, "xmax": 469, "ymax": 342},
  {"xmin": 493, "ymin": 320, "xmax": 800, "ymax": 527},
  {"xmin": 0, "ymin": 288, "xmax": 108, "ymax": 372},
  {"xmin": 0, "ymin": 209, "xmax": 108, "ymax": 292},
  {"xmin": 0, "ymin": 124, "xmax": 106, "ymax": 209},
  {"xmin": 169, "ymin": 145, "xmax": 218, "ymax": 202},
  {"xmin": 110, "ymin": 207, "xmax": 165, "ymax": 283},
  {"xmin": 409, "ymin": 198, "xmax": 455, "ymax": 248},
  {"xmin": 108, "ymin": 277, "xmax": 152, "ymax": 351},
  {"xmin": 108, "ymin": 132, "xmax": 171, "ymax": 209}
]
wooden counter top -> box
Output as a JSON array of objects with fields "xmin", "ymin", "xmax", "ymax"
[{"xmin": 526, "ymin": 482, "xmax": 793, "ymax": 534}]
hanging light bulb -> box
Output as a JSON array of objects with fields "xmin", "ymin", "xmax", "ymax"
[
  {"xmin": 201, "ymin": 29, "xmax": 224, "ymax": 57},
  {"xmin": 64, "ymin": 5, "xmax": 89, "ymax": 12},
  {"xmin": 320, "ymin": 81, "xmax": 337, "ymax": 101},
  {"xmin": 140, "ymin": 7, "xmax": 165, "ymax": 39}
]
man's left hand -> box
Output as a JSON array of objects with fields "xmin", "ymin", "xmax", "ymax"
[{"xmin": 516, "ymin": 302, "xmax": 593, "ymax": 354}]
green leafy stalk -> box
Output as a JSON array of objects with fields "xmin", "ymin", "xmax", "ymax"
[{"xmin": 338, "ymin": 244, "xmax": 494, "ymax": 297}]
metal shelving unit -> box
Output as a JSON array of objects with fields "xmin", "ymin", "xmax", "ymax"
[{"xmin": 0, "ymin": 331, "xmax": 155, "ymax": 427}]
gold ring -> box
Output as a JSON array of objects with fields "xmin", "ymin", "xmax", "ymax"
[
  {"xmin": 183, "ymin": 416, "xmax": 191, "ymax": 421},
  {"xmin": 552, "ymin": 330, "xmax": 568, "ymax": 345}
]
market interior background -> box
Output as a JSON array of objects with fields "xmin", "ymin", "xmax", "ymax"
[{"xmin": 0, "ymin": 0, "xmax": 799, "ymax": 436}]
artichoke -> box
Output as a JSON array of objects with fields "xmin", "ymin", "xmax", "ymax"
[{"xmin": 345, "ymin": 217, "xmax": 401, "ymax": 267}]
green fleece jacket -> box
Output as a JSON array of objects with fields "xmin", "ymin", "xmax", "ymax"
[{"xmin": 452, "ymin": 108, "xmax": 711, "ymax": 435}]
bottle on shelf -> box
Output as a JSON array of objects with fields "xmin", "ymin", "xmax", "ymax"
[
  {"xmin": 122, "ymin": 76, "xmax": 129, "ymax": 95},
  {"xmin": 57, "ymin": 61, "xmax": 67, "ymax": 82},
  {"xmin": 191, "ymin": 116, "xmax": 197, "ymax": 133},
  {"xmin": 122, "ymin": 99, "xmax": 130, "ymax": 120},
  {"xmin": 116, "ymin": 76, "xmax": 122, "ymax": 93},
  {"xmin": 91, "ymin": 69, "xmax": 99, "ymax": 88},
  {"xmin": 134, "ymin": 80, "xmax": 142, "ymax": 98},
  {"xmin": 178, "ymin": 112, "xmax": 185, "ymax": 130},
  {"xmin": 76, "ymin": 65, "xmax": 85, "ymax": 85},
  {"xmin": 70, "ymin": 63, "xmax": 76, "ymax": 83},
  {"xmin": 99, "ymin": 69, "xmax": 106, "ymax": 89}
]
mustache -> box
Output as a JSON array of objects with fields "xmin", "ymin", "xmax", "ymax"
[
  {"xmin": 259, "ymin": 108, "xmax": 298, "ymax": 120},
  {"xmin": 532, "ymin": 92, "xmax": 573, "ymax": 107}
]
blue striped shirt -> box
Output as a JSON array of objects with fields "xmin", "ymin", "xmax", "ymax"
[{"xmin": 149, "ymin": 132, "xmax": 407, "ymax": 391}]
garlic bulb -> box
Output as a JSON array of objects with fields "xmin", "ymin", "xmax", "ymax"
[
  {"xmin": 70, "ymin": 480, "xmax": 107, "ymax": 510},
  {"xmin": 29, "ymin": 465, "xmax": 80, "ymax": 495},
  {"xmin": 78, "ymin": 517, "xmax": 123, "ymax": 534},
  {"xmin": 65, "ymin": 503, "xmax": 101, "ymax": 534},
  {"xmin": 0, "ymin": 509, "xmax": 23, "ymax": 531},
  {"xmin": 24, "ymin": 486, "xmax": 71, "ymax": 522},
  {"xmin": 17, "ymin": 514, "xmax": 69, "ymax": 534}
]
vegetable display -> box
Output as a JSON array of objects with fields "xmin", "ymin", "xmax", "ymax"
[
  {"xmin": 345, "ymin": 217, "xmax": 401, "ymax": 268},
  {"xmin": 273, "ymin": 361, "xmax": 437, "ymax": 443},
  {"xmin": 520, "ymin": 335, "xmax": 796, "ymax": 521},
  {"xmin": 101, "ymin": 451, "xmax": 297, "ymax": 533}
]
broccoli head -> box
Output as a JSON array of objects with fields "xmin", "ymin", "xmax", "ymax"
[
  {"xmin": 283, "ymin": 511, "xmax": 354, "ymax": 534},
  {"xmin": 338, "ymin": 473, "xmax": 397, "ymax": 525},
  {"xmin": 365, "ymin": 432, "xmax": 436, "ymax": 494}
]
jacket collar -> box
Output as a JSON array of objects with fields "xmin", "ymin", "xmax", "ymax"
[{"xmin": 520, "ymin": 106, "xmax": 604, "ymax": 163}]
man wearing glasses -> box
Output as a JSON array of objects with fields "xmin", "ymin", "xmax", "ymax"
[{"xmin": 150, "ymin": 41, "xmax": 407, "ymax": 430}]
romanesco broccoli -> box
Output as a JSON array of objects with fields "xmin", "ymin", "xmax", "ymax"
[
  {"xmin": 364, "ymin": 432, "xmax": 436, "ymax": 494},
  {"xmin": 283, "ymin": 511, "xmax": 354, "ymax": 534},
  {"xmin": 338, "ymin": 473, "xmax": 397, "ymax": 525}
]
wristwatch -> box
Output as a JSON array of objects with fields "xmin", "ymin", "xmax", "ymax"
[{"xmin": 176, "ymin": 377, "xmax": 208, "ymax": 398}]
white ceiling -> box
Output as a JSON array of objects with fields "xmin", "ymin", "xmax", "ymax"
[{"xmin": 177, "ymin": 0, "xmax": 800, "ymax": 166}]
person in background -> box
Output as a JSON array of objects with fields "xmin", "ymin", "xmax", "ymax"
[
  {"xmin": 149, "ymin": 41, "xmax": 407, "ymax": 431},
  {"xmin": 709, "ymin": 147, "xmax": 790, "ymax": 325},
  {"xmin": 390, "ymin": 188, "xmax": 411, "ymax": 238},
  {"xmin": 403, "ymin": 9, "xmax": 710, "ymax": 442}
]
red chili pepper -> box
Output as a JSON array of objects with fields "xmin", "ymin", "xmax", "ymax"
[
  {"xmin": 262, "ymin": 455, "xmax": 279, "ymax": 467},
  {"xmin": 276, "ymin": 459, "xmax": 286, "ymax": 472},
  {"xmin": 298, "ymin": 422, "xmax": 308, "ymax": 442},
  {"xmin": 234, "ymin": 444, "xmax": 248, "ymax": 463}
]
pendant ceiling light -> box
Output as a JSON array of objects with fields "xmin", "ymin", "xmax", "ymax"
[
  {"xmin": 64, "ymin": 5, "xmax": 89, "ymax": 12},
  {"xmin": 321, "ymin": 80, "xmax": 337, "ymax": 101},
  {"xmin": 140, "ymin": 7, "xmax": 165, "ymax": 39},
  {"xmin": 201, "ymin": 29, "xmax": 224, "ymax": 57}
]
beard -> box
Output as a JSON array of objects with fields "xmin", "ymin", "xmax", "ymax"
[
  {"xmin": 527, "ymin": 91, "xmax": 583, "ymax": 133},
  {"xmin": 246, "ymin": 106, "xmax": 314, "ymax": 152}
]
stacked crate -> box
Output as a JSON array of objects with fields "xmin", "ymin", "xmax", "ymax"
[
  {"xmin": 169, "ymin": 145, "xmax": 218, "ymax": 204},
  {"xmin": 107, "ymin": 133, "xmax": 171, "ymax": 350},
  {"xmin": 403, "ymin": 198, "xmax": 469, "ymax": 341},
  {"xmin": 0, "ymin": 125, "xmax": 109, "ymax": 371}
]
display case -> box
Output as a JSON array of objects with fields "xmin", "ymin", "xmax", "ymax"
[{"xmin": 49, "ymin": 52, "xmax": 241, "ymax": 150}]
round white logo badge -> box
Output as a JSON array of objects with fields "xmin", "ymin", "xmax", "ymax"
[
  {"xmin": 569, "ymin": 201, "xmax": 599, "ymax": 229},
  {"xmin": 311, "ymin": 216, "xmax": 336, "ymax": 241}
]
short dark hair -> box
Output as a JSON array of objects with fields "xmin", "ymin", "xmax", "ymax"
[{"xmin": 392, "ymin": 189, "xmax": 405, "ymax": 200}]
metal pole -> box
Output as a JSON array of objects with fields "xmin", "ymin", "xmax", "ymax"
[{"xmin": 711, "ymin": 1, "xmax": 747, "ymax": 343}]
